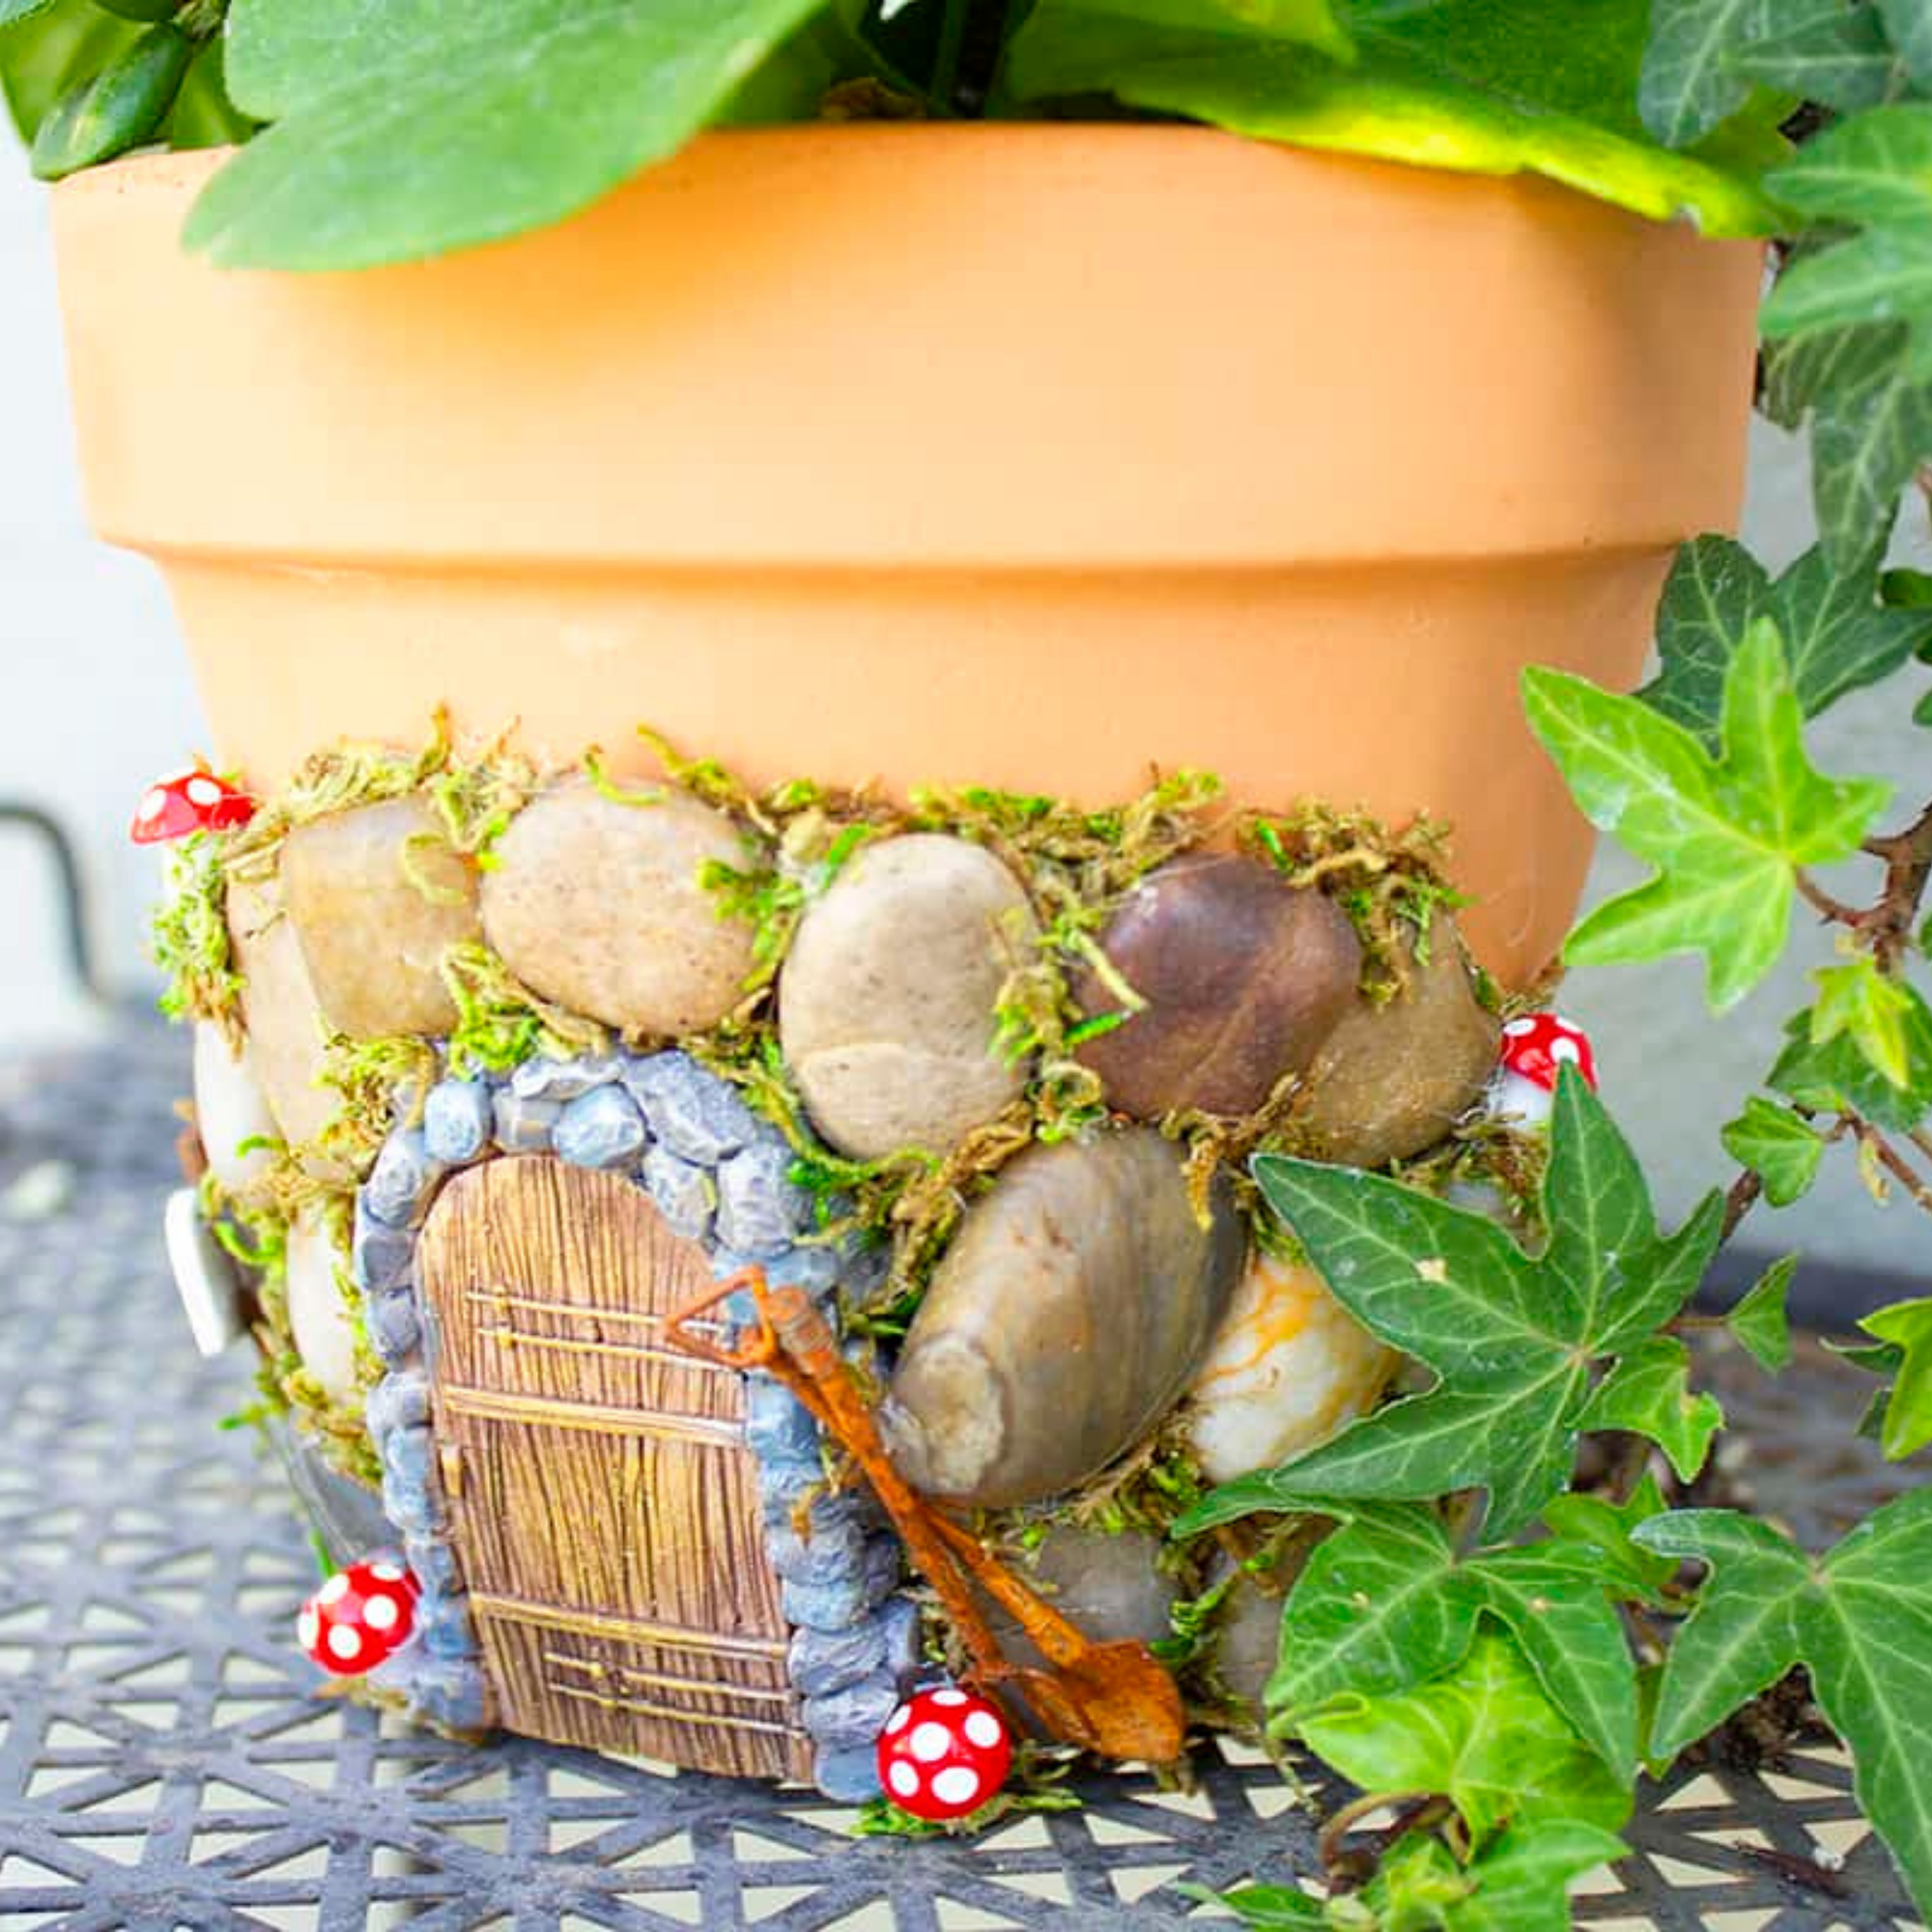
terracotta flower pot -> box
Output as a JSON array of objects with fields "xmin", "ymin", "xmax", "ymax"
[{"xmin": 52, "ymin": 128, "xmax": 1758, "ymax": 982}]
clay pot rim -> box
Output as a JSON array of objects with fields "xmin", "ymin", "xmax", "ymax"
[{"xmin": 53, "ymin": 125, "xmax": 1761, "ymax": 573}]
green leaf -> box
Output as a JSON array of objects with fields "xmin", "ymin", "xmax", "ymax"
[
  {"xmin": 1297, "ymin": 1629, "xmax": 1634, "ymax": 1843},
  {"xmin": 29, "ymin": 18, "xmax": 189, "ymax": 180},
  {"xmin": 1723, "ymin": 1254, "xmax": 1798, "ymax": 1371},
  {"xmin": 1641, "ymin": 538, "xmax": 1932, "ymax": 746},
  {"xmin": 1857, "ymin": 1296, "xmax": 1932, "ymax": 1459},
  {"xmin": 166, "ymin": 35, "xmax": 260, "ymax": 151},
  {"xmin": 1004, "ymin": 0, "xmax": 1783, "ymax": 239},
  {"xmin": 1730, "ymin": 3, "xmax": 1907, "ymax": 117},
  {"xmin": 1877, "ymin": 0, "xmax": 1932, "ymax": 92},
  {"xmin": 1812, "ymin": 955, "xmax": 1917, "ymax": 1089},
  {"xmin": 1575, "ymin": 1337, "xmax": 1724, "ymax": 1483},
  {"xmin": 1523, "ymin": 620, "xmax": 1892, "ymax": 1009},
  {"xmin": 1214, "ymin": 1072, "xmax": 1720, "ymax": 1538},
  {"xmin": 1763, "ymin": 321, "xmax": 1932, "ymax": 568},
  {"xmin": 1248, "ymin": 1500, "xmax": 1642, "ymax": 1775},
  {"xmin": 1770, "ymin": 988, "xmax": 1932, "ymax": 1132},
  {"xmin": 1637, "ymin": 0, "xmax": 1808, "ymax": 149},
  {"xmin": 1185, "ymin": 1882, "xmax": 1326, "ymax": 1928},
  {"xmin": 0, "ymin": 0, "xmax": 57, "ymax": 27},
  {"xmin": 1720, "ymin": 1098, "xmax": 1826, "ymax": 1207},
  {"xmin": 187, "ymin": 0, "xmax": 832, "ymax": 270},
  {"xmin": 1636, "ymin": 1492, "xmax": 1932, "ymax": 1922},
  {"xmin": 0, "ymin": 0, "xmax": 139, "ymax": 142},
  {"xmin": 1543, "ymin": 1474, "xmax": 1679, "ymax": 1600},
  {"xmin": 1442, "ymin": 1820, "xmax": 1631, "ymax": 1932}
]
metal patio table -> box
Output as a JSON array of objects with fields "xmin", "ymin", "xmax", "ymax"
[{"xmin": 0, "ymin": 1021, "xmax": 1919, "ymax": 1931}]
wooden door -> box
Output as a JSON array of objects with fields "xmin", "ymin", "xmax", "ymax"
[{"xmin": 417, "ymin": 1155, "xmax": 811, "ymax": 1780}]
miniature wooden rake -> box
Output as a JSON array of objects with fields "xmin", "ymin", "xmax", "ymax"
[{"xmin": 666, "ymin": 1266, "xmax": 1186, "ymax": 1767}]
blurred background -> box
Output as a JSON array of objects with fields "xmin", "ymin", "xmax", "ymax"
[{"xmin": 1, "ymin": 154, "xmax": 1924, "ymax": 1301}]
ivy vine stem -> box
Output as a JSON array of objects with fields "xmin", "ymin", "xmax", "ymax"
[{"xmin": 1793, "ymin": 797, "xmax": 1932, "ymax": 968}]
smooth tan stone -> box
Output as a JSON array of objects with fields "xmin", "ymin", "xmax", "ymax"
[
  {"xmin": 1073, "ymin": 857, "xmax": 1362, "ymax": 1119},
  {"xmin": 227, "ymin": 876, "xmax": 340, "ymax": 1160},
  {"xmin": 286, "ymin": 1215, "xmax": 360, "ymax": 1405},
  {"xmin": 1184, "ymin": 1251, "xmax": 1393, "ymax": 1483},
  {"xmin": 881, "ymin": 1130, "xmax": 1245, "ymax": 1507},
  {"xmin": 1294, "ymin": 924, "xmax": 1499, "ymax": 1168},
  {"xmin": 281, "ymin": 797, "xmax": 479, "ymax": 1038},
  {"xmin": 779, "ymin": 834, "xmax": 1036, "ymax": 1159},
  {"xmin": 192, "ymin": 1021, "xmax": 279, "ymax": 1191},
  {"xmin": 481, "ymin": 781, "xmax": 753, "ymax": 1037}
]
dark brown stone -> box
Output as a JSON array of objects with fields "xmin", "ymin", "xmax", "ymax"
[
  {"xmin": 1294, "ymin": 923, "xmax": 1500, "ymax": 1167},
  {"xmin": 1071, "ymin": 856, "xmax": 1362, "ymax": 1120}
]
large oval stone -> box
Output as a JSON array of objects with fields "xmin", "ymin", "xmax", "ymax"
[
  {"xmin": 481, "ymin": 782, "xmax": 754, "ymax": 1037},
  {"xmin": 987, "ymin": 1527, "xmax": 1176, "ymax": 1672},
  {"xmin": 1294, "ymin": 924, "xmax": 1499, "ymax": 1168},
  {"xmin": 1183, "ymin": 1251, "xmax": 1392, "ymax": 1483},
  {"xmin": 779, "ymin": 834, "xmax": 1037, "ymax": 1159},
  {"xmin": 227, "ymin": 875, "xmax": 341, "ymax": 1164},
  {"xmin": 881, "ymin": 1130, "xmax": 1245, "ymax": 1507},
  {"xmin": 281, "ymin": 797, "xmax": 480, "ymax": 1037},
  {"xmin": 1072, "ymin": 856, "xmax": 1362, "ymax": 1119}
]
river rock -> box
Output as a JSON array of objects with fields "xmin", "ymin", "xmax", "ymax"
[
  {"xmin": 881, "ymin": 1131, "xmax": 1245, "ymax": 1507},
  {"xmin": 281, "ymin": 797, "xmax": 480, "ymax": 1037},
  {"xmin": 987, "ymin": 1527, "xmax": 1176, "ymax": 1670},
  {"xmin": 780, "ymin": 834, "xmax": 1037, "ymax": 1159},
  {"xmin": 1183, "ymin": 1251, "xmax": 1393, "ymax": 1484},
  {"xmin": 192, "ymin": 1022, "xmax": 279, "ymax": 1190},
  {"xmin": 226, "ymin": 876, "xmax": 340, "ymax": 1164},
  {"xmin": 286, "ymin": 1215, "xmax": 360, "ymax": 1406},
  {"xmin": 1216, "ymin": 1573, "xmax": 1289, "ymax": 1719},
  {"xmin": 1293, "ymin": 924, "xmax": 1499, "ymax": 1168},
  {"xmin": 480, "ymin": 782, "xmax": 754, "ymax": 1037},
  {"xmin": 1072, "ymin": 858, "xmax": 1361, "ymax": 1120}
]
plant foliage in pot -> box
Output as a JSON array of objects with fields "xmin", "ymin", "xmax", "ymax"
[{"xmin": 11, "ymin": 0, "xmax": 1932, "ymax": 1919}]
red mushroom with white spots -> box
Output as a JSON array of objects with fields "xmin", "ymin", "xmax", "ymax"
[
  {"xmin": 298, "ymin": 1558, "xmax": 419, "ymax": 1677},
  {"xmin": 875, "ymin": 1684, "xmax": 1013, "ymax": 1822},
  {"xmin": 1492, "ymin": 1011, "xmax": 1598, "ymax": 1127},
  {"xmin": 130, "ymin": 765, "xmax": 256, "ymax": 843}
]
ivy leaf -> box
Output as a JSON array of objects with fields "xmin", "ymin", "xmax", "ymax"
[
  {"xmin": 1857, "ymin": 1296, "xmax": 1932, "ymax": 1459},
  {"xmin": 1297, "ymin": 1629, "xmax": 1634, "ymax": 1843},
  {"xmin": 1763, "ymin": 321, "xmax": 1932, "ymax": 568},
  {"xmin": 1641, "ymin": 537, "xmax": 1932, "ymax": 747},
  {"xmin": 1637, "ymin": 0, "xmax": 1808, "ymax": 149},
  {"xmin": 1876, "ymin": 0, "xmax": 1932, "ymax": 93},
  {"xmin": 1764, "ymin": 108, "xmax": 1932, "ymax": 364},
  {"xmin": 187, "ymin": 0, "xmax": 832, "ymax": 270},
  {"xmin": 1543, "ymin": 1473, "xmax": 1680, "ymax": 1600},
  {"xmin": 1004, "ymin": 0, "xmax": 1784, "ymax": 239},
  {"xmin": 1197, "ymin": 1071, "xmax": 1721, "ymax": 1539},
  {"xmin": 1574, "ymin": 1337, "xmax": 1724, "ymax": 1483},
  {"xmin": 1812, "ymin": 955, "xmax": 1917, "ymax": 1089},
  {"xmin": 1441, "ymin": 1821, "xmax": 1633, "ymax": 1932},
  {"xmin": 1244, "ymin": 1500, "xmax": 1642, "ymax": 1774},
  {"xmin": 1720, "ymin": 1098, "xmax": 1827, "ymax": 1208},
  {"xmin": 1523, "ymin": 620, "xmax": 1892, "ymax": 1009},
  {"xmin": 1730, "ymin": 3, "xmax": 1909, "ymax": 117},
  {"xmin": 1187, "ymin": 1881, "xmax": 1326, "ymax": 1927},
  {"xmin": 1770, "ymin": 989, "xmax": 1932, "ymax": 1132},
  {"xmin": 1723, "ymin": 1254, "xmax": 1798, "ymax": 1372},
  {"xmin": 0, "ymin": 0, "xmax": 57, "ymax": 27},
  {"xmin": 1636, "ymin": 1492, "xmax": 1932, "ymax": 1921}
]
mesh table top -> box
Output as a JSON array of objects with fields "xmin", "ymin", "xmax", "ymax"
[{"xmin": 0, "ymin": 1022, "xmax": 1919, "ymax": 1932}]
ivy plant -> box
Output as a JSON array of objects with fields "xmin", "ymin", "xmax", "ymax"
[{"xmin": 8, "ymin": 0, "xmax": 1932, "ymax": 1925}]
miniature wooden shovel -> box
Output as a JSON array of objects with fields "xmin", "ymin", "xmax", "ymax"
[{"xmin": 667, "ymin": 1266, "xmax": 1186, "ymax": 1766}]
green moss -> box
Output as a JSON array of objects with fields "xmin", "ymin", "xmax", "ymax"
[
  {"xmin": 151, "ymin": 834, "xmax": 245, "ymax": 1038},
  {"xmin": 1240, "ymin": 801, "xmax": 1464, "ymax": 1003},
  {"xmin": 440, "ymin": 940, "xmax": 609, "ymax": 1076}
]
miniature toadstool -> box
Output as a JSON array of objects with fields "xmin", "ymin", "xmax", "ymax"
[
  {"xmin": 1492, "ymin": 1011, "xmax": 1598, "ymax": 1126},
  {"xmin": 129, "ymin": 764, "xmax": 255, "ymax": 843},
  {"xmin": 298, "ymin": 1557, "xmax": 419, "ymax": 1677},
  {"xmin": 875, "ymin": 1685, "xmax": 1013, "ymax": 1822}
]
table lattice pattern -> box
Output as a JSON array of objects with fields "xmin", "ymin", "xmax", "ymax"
[{"xmin": 0, "ymin": 1025, "xmax": 1920, "ymax": 1930}]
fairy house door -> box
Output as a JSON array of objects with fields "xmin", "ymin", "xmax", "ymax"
[{"xmin": 414, "ymin": 1154, "xmax": 812, "ymax": 1779}]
